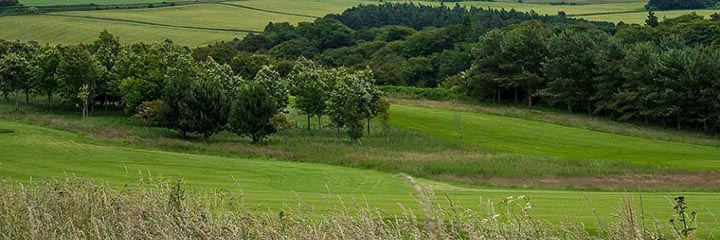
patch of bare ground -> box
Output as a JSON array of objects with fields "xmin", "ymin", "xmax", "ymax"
[
  {"xmin": 390, "ymin": 98, "xmax": 720, "ymax": 148},
  {"xmin": 436, "ymin": 173, "xmax": 720, "ymax": 191}
]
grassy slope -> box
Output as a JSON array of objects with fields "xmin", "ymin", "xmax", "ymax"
[
  {"xmin": 390, "ymin": 104, "xmax": 720, "ymax": 171},
  {"xmin": 1, "ymin": 119, "xmax": 720, "ymax": 234},
  {"xmin": 224, "ymin": 0, "xmax": 378, "ymax": 17}
]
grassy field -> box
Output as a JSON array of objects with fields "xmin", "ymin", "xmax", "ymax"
[
  {"xmin": 390, "ymin": 104, "xmax": 720, "ymax": 171},
  {"xmin": 0, "ymin": 14, "xmax": 244, "ymax": 46},
  {"xmin": 1, "ymin": 118, "xmax": 720, "ymax": 235},
  {"xmin": 584, "ymin": 9, "xmax": 720, "ymax": 23},
  {"xmin": 19, "ymin": 0, "xmax": 165, "ymax": 6},
  {"xmin": 51, "ymin": 4, "xmax": 314, "ymax": 32}
]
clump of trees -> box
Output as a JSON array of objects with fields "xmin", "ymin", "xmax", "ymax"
[
  {"xmin": 0, "ymin": 32, "xmax": 386, "ymax": 143},
  {"xmin": 0, "ymin": 0, "xmax": 19, "ymax": 7},
  {"xmin": 646, "ymin": 0, "xmax": 717, "ymax": 10},
  {"xmin": 447, "ymin": 19, "xmax": 720, "ymax": 132}
]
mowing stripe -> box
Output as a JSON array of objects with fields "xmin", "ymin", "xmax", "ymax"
[
  {"xmin": 219, "ymin": 2, "xmax": 320, "ymax": 18},
  {"xmin": 47, "ymin": 13, "xmax": 262, "ymax": 33}
]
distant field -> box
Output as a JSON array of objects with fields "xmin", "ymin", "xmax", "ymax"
[
  {"xmin": 391, "ymin": 104, "xmax": 720, "ymax": 171},
  {"xmin": 0, "ymin": 14, "xmax": 243, "ymax": 46},
  {"xmin": 1, "ymin": 119, "xmax": 719, "ymax": 234},
  {"xmin": 224, "ymin": 0, "xmax": 378, "ymax": 17},
  {"xmin": 418, "ymin": 1, "xmax": 646, "ymax": 16},
  {"xmin": 583, "ymin": 9, "xmax": 720, "ymax": 23},
  {"xmin": 19, "ymin": 0, "xmax": 165, "ymax": 6},
  {"xmin": 52, "ymin": 4, "xmax": 314, "ymax": 32}
]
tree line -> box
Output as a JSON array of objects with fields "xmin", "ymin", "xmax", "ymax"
[
  {"xmin": 447, "ymin": 20, "xmax": 720, "ymax": 132},
  {"xmin": 0, "ymin": 32, "xmax": 386, "ymax": 143}
]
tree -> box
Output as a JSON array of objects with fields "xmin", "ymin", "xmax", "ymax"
[
  {"xmin": 467, "ymin": 21, "xmax": 551, "ymax": 106},
  {"xmin": 253, "ymin": 65, "xmax": 289, "ymax": 112},
  {"xmin": 91, "ymin": 30, "xmax": 122, "ymax": 109},
  {"xmin": 228, "ymin": 83, "xmax": 278, "ymax": 143},
  {"xmin": 230, "ymin": 52, "xmax": 273, "ymax": 80},
  {"xmin": 114, "ymin": 41, "xmax": 189, "ymax": 112},
  {"xmin": 57, "ymin": 45, "xmax": 103, "ymax": 115},
  {"xmin": 31, "ymin": 47, "xmax": 62, "ymax": 109},
  {"xmin": 646, "ymin": 11, "xmax": 660, "ymax": 27},
  {"xmin": 541, "ymin": 30, "xmax": 606, "ymax": 114},
  {"xmin": 327, "ymin": 68, "xmax": 381, "ymax": 142},
  {"xmin": 289, "ymin": 57, "xmax": 331, "ymax": 129},
  {"xmin": 175, "ymin": 62, "xmax": 232, "ymax": 141},
  {"xmin": 269, "ymin": 38, "xmax": 319, "ymax": 60},
  {"xmin": 0, "ymin": 53, "xmax": 32, "ymax": 111}
]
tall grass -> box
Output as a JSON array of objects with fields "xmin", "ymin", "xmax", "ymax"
[{"xmin": 0, "ymin": 177, "xmax": 694, "ymax": 239}]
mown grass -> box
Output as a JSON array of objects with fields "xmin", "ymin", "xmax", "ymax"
[
  {"xmin": 390, "ymin": 104, "xmax": 720, "ymax": 171},
  {"xmin": 51, "ymin": 3, "xmax": 314, "ymax": 32},
  {"xmin": 0, "ymin": 14, "xmax": 243, "ymax": 47},
  {"xmin": 1, "ymin": 118, "xmax": 720, "ymax": 235},
  {"xmin": 224, "ymin": 0, "xmax": 378, "ymax": 17}
]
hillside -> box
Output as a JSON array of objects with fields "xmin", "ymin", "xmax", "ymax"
[{"xmin": 2, "ymin": 117, "xmax": 720, "ymax": 234}]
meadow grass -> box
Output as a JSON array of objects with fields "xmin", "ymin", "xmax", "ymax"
[
  {"xmin": 583, "ymin": 9, "xmax": 720, "ymax": 23},
  {"xmin": 224, "ymin": 0, "xmax": 379, "ymax": 17},
  {"xmin": 1, "ymin": 118, "xmax": 720, "ymax": 235},
  {"xmin": 51, "ymin": 3, "xmax": 315, "ymax": 32},
  {"xmin": 19, "ymin": 0, "xmax": 166, "ymax": 6}
]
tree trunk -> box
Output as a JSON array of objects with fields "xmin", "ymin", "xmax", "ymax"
[
  {"xmin": 514, "ymin": 89, "xmax": 518, "ymax": 103},
  {"xmin": 15, "ymin": 90, "xmax": 19, "ymax": 112},
  {"xmin": 307, "ymin": 115, "xmax": 311, "ymax": 130},
  {"xmin": 47, "ymin": 92, "xmax": 53, "ymax": 110},
  {"xmin": 567, "ymin": 104, "xmax": 572, "ymax": 113},
  {"xmin": 25, "ymin": 90, "xmax": 29, "ymax": 104},
  {"xmin": 104, "ymin": 95, "xmax": 108, "ymax": 112},
  {"xmin": 367, "ymin": 119, "xmax": 371, "ymax": 135},
  {"xmin": 318, "ymin": 115, "xmax": 321, "ymax": 130},
  {"xmin": 527, "ymin": 91, "xmax": 533, "ymax": 108}
]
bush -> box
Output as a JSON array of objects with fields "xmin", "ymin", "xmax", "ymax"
[{"xmin": 134, "ymin": 100, "xmax": 169, "ymax": 127}]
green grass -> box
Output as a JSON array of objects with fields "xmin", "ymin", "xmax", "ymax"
[
  {"xmin": 52, "ymin": 4, "xmax": 315, "ymax": 32},
  {"xmin": 224, "ymin": 0, "xmax": 378, "ymax": 17},
  {"xmin": 1, "ymin": 118, "xmax": 720, "ymax": 235},
  {"xmin": 0, "ymin": 15, "xmax": 244, "ymax": 47},
  {"xmin": 390, "ymin": 104, "xmax": 720, "ymax": 171},
  {"xmin": 19, "ymin": 0, "xmax": 166, "ymax": 6},
  {"xmin": 583, "ymin": 9, "xmax": 720, "ymax": 23}
]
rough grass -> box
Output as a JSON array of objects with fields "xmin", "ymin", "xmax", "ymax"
[{"xmin": 0, "ymin": 177, "xmax": 699, "ymax": 239}]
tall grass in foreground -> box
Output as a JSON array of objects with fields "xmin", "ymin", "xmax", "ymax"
[{"xmin": 0, "ymin": 177, "xmax": 698, "ymax": 239}]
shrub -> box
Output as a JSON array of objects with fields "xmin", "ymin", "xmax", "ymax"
[{"xmin": 134, "ymin": 100, "xmax": 169, "ymax": 127}]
